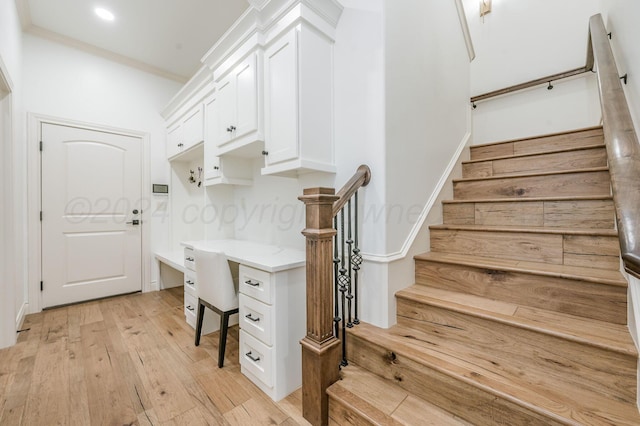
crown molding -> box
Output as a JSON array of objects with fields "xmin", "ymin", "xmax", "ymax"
[{"xmin": 22, "ymin": 24, "xmax": 188, "ymax": 83}]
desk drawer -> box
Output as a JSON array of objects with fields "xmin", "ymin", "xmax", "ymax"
[
  {"xmin": 184, "ymin": 292, "xmax": 197, "ymax": 327},
  {"xmin": 239, "ymin": 265, "xmax": 273, "ymax": 304},
  {"xmin": 184, "ymin": 273, "xmax": 196, "ymax": 297},
  {"xmin": 240, "ymin": 330, "xmax": 273, "ymax": 387},
  {"xmin": 239, "ymin": 293, "xmax": 273, "ymax": 346},
  {"xmin": 184, "ymin": 247, "xmax": 195, "ymax": 271}
]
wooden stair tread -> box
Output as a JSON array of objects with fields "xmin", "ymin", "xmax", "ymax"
[
  {"xmin": 349, "ymin": 322, "xmax": 640, "ymax": 426},
  {"xmin": 413, "ymin": 252, "xmax": 627, "ymax": 287},
  {"xmin": 463, "ymin": 143, "xmax": 606, "ymax": 165},
  {"xmin": 443, "ymin": 195, "xmax": 613, "ymax": 204},
  {"xmin": 453, "ymin": 166, "xmax": 609, "ymax": 183},
  {"xmin": 471, "ymin": 126, "xmax": 603, "ymax": 150},
  {"xmin": 328, "ymin": 364, "xmax": 471, "ymax": 425},
  {"xmin": 430, "ymin": 223, "xmax": 619, "ymax": 236},
  {"xmin": 395, "ymin": 285, "xmax": 637, "ymax": 357}
]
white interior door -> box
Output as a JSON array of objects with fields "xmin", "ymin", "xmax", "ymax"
[{"xmin": 41, "ymin": 123, "xmax": 142, "ymax": 308}]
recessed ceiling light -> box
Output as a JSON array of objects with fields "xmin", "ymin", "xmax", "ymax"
[{"xmin": 95, "ymin": 7, "xmax": 115, "ymax": 21}]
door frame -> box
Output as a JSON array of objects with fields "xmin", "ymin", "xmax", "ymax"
[
  {"xmin": 0, "ymin": 54, "xmax": 16, "ymax": 348},
  {"xmin": 27, "ymin": 113, "xmax": 151, "ymax": 313}
]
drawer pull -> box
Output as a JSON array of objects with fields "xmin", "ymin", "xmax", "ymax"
[
  {"xmin": 186, "ymin": 257, "xmax": 194, "ymax": 262},
  {"xmin": 186, "ymin": 305, "xmax": 195, "ymax": 311},
  {"xmin": 245, "ymin": 351, "xmax": 260, "ymax": 362},
  {"xmin": 186, "ymin": 280, "xmax": 194, "ymax": 285},
  {"xmin": 245, "ymin": 313, "xmax": 260, "ymax": 322},
  {"xmin": 244, "ymin": 279, "xmax": 260, "ymax": 287}
]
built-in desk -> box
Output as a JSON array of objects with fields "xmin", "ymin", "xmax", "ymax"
[{"xmin": 155, "ymin": 240, "xmax": 306, "ymax": 401}]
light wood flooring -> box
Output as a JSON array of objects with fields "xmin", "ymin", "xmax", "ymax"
[{"xmin": 0, "ymin": 287, "xmax": 310, "ymax": 426}]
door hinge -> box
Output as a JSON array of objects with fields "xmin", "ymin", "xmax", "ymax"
[
  {"xmin": 39, "ymin": 141, "xmax": 43, "ymax": 152},
  {"xmin": 40, "ymin": 281, "xmax": 43, "ymax": 291},
  {"xmin": 40, "ymin": 211, "xmax": 42, "ymax": 221}
]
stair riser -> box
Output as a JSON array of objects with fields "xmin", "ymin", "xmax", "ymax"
[
  {"xmin": 470, "ymin": 128, "xmax": 604, "ymax": 161},
  {"xmin": 430, "ymin": 229, "xmax": 620, "ymax": 270},
  {"xmin": 329, "ymin": 399, "xmax": 374, "ymax": 426},
  {"xmin": 395, "ymin": 299, "xmax": 637, "ymax": 404},
  {"xmin": 464, "ymin": 147, "xmax": 607, "ymax": 179},
  {"xmin": 443, "ymin": 199, "xmax": 615, "ymax": 229},
  {"xmin": 454, "ymin": 170, "xmax": 611, "ymax": 200},
  {"xmin": 348, "ymin": 333, "xmax": 567, "ymax": 426},
  {"xmin": 414, "ymin": 259, "xmax": 627, "ymax": 324}
]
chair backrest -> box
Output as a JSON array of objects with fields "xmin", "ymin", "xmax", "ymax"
[{"xmin": 194, "ymin": 248, "xmax": 239, "ymax": 311}]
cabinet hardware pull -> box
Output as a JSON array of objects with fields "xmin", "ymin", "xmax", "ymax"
[
  {"xmin": 245, "ymin": 313, "xmax": 260, "ymax": 322},
  {"xmin": 261, "ymin": 150, "xmax": 269, "ymax": 156},
  {"xmin": 213, "ymin": 166, "xmax": 219, "ymax": 170},
  {"xmin": 226, "ymin": 127, "xmax": 232, "ymax": 132},
  {"xmin": 230, "ymin": 125, "xmax": 236, "ymax": 131},
  {"xmin": 186, "ymin": 305, "xmax": 195, "ymax": 311},
  {"xmin": 186, "ymin": 280, "xmax": 194, "ymax": 285},
  {"xmin": 244, "ymin": 279, "xmax": 260, "ymax": 287},
  {"xmin": 186, "ymin": 257, "xmax": 194, "ymax": 262},
  {"xmin": 178, "ymin": 143, "xmax": 184, "ymax": 147},
  {"xmin": 245, "ymin": 351, "xmax": 260, "ymax": 362}
]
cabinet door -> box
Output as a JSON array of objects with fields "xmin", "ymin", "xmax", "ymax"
[
  {"xmin": 234, "ymin": 53, "xmax": 258, "ymax": 139},
  {"xmin": 216, "ymin": 75, "xmax": 235, "ymax": 147},
  {"xmin": 264, "ymin": 29, "xmax": 299, "ymax": 166},
  {"xmin": 182, "ymin": 105, "xmax": 204, "ymax": 148},
  {"xmin": 203, "ymin": 96, "xmax": 221, "ymax": 180},
  {"xmin": 166, "ymin": 122, "xmax": 183, "ymax": 159}
]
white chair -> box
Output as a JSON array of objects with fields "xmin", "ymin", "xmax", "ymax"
[{"xmin": 194, "ymin": 248, "xmax": 239, "ymax": 368}]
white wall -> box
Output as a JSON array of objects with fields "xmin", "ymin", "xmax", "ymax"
[
  {"xmin": 598, "ymin": 0, "xmax": 640, "ymax": 357},
  {"xmin": 0, "ymin": 0, "xmax": 23, "ymax": 349},
  {"xmin": 464, "ymin": 0, "xmax": 603, "ymax": 143},
  {"xmin": 600, "ymin": 0, "xmax": 640, "ymax": 137},
  {"xmin": 22, "ymin": 34, "xmax": 182, "ymax": 304}
]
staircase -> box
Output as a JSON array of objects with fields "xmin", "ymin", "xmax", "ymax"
[{"xmin": 327, "ymin": 127, "xmax": 640, "ymax": 425}]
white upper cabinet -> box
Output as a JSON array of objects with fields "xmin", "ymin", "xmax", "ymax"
[
  {"xmin": 204, "ymin": 93, "xmax": 252, "ymax": 186},
  {"xmin": 215, "ymin": 52, "xmax": 263, "ymax": 154},
  {"xmin": 166, "ymin": 104, "xmax": 204, "ymax": 160},
  {"xmin": 262, "ymin": 24, "xmax": 335, "ymax": 177}
]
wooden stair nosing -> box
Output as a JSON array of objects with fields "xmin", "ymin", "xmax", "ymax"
[
  {"xmin": 412, "ymin": 252, "xmax": 627, "ymax": 287},
  {"xmin": 348, "ymin": 323, "xmax": 620, "ymax": 426},
  {"xmin": 328, "ymin": 383, "xmax": 404, "ymax": 426},
  {"xmin": 453, "ymin": 166, "xmax": 609, "ymax": 183},
  {"xmin": 328, "ymin": 365, "xmax": 472, "ymax": 426},
  {"xmin": 463, "ymin": 143, "xmax": 607, "ymax": 165},
  {"xmin": 470, "ymin": 126, "xmax": 603, "ymax": 151},
  {"xmin": 429, "ymin": 223, "xmax": 619, "ymax": 237},
  {"xmin": 395, "ymin": 286, "xmax": 637, "ymax": 357},
  {"xmin": 442, "ymin": 195, "xmax": 613, "ymax": 204}
]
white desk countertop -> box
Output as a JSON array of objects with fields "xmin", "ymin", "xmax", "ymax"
[{"xmin": 181, "ymin": 239, "xmax": 306, "ymax": 273}]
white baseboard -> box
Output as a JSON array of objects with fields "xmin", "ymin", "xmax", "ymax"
[
  {"xmin": 363, "ymin": 127, "xmax": 472, "ymax": 264},
  {"xmin": 16, "ymin": 302, "xmax": 27, "ymax": 331}
]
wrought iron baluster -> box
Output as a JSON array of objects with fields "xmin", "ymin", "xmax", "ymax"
[
  {"xmin": 338, "ymin": 208, "xmax": 349, "ymax": 366},
  {"xmin": 346, "ymin": 199, "xmax": 354, "ymax": 327},
  {"xmin": 333, "ymin": 216, "xmax": 340, "ymax": 339},
  {"xmin": 352, "ymin": 190, "xmax": 362, "ymax": 325}
]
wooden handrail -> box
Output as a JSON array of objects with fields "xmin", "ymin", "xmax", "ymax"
[
  {"xmin": 333, "ymin": 165, "xmax": 371, "ymax": 217},
  {"xmin": 589, "ymin": 14, "xmax": 640, "ymax": 279},
  {"xmin": 470, "ymin": 24, "xmax": 595, "ymax": 103}
]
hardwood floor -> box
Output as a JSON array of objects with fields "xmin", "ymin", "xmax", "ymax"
[{"xmin": 0, "ymin": 287, "xmax": 309, "ymax": 426}]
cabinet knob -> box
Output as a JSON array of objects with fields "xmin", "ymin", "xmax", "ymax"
[
  {"xmin": 178, "ymin": 143, "xmax": 184, "ymax": 148},
  {"xmin": 213, "ymin": 166, "xmax": 219, "ymax": 170},
  {"xmin": 226, "ymin": 125, "xmax": 236, "ymax": 132},
  {"xmin": 261, "ymin": 150, "xmax": 269, "ymax": 156},
  {"xmin": 226, "ymin": 127, "xmax": 232, "ymax": 132}
]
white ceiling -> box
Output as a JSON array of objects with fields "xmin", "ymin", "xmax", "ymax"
[{"xmin": 17, "ymin": 0, "xmax": 250, "ymax": 82}]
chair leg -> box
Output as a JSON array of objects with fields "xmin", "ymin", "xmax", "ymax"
[
  {"xmin": 218, "ymin": 311, "xmax": 230, "ymax": 368},
  {"xmin": 195, "ymin": 300, "xmax": 205, "ymax": 347}
]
